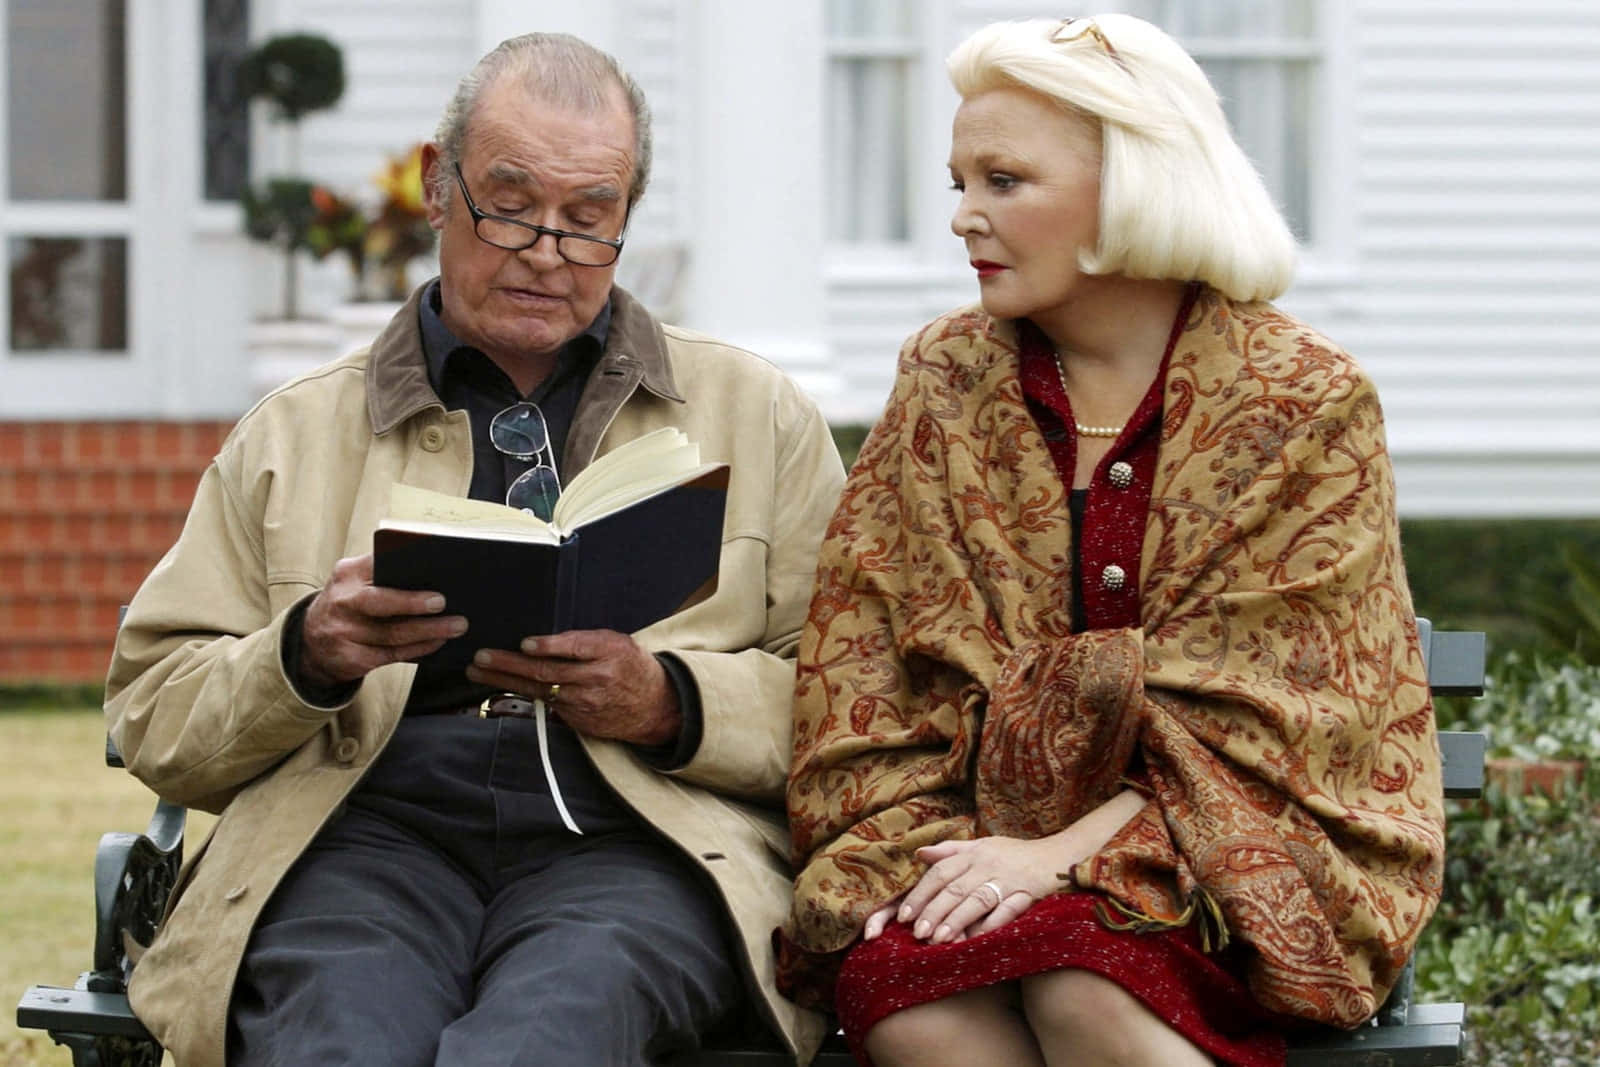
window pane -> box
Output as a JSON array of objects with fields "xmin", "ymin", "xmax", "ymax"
[
  {"xmin": 827, "ymin": 58, "xmax": 911, "ymax": 242},
  {"xmin": 826, "ymin": 0, "xmax": 912, "ymax": 40},
  {"xmin": 203, "ymin": 0, "xmax": 252, "ymax": 201},
  {"xmin": 1200, "ymin": 58, "xmax": 1314, "ymax": 241},
  {"xmin": 6, "ymin": 0, "xmax": 127, "ymax": 200},
  {"xmin": 8, "ymin": 236, "xmax": 128, "ymax": 351}
]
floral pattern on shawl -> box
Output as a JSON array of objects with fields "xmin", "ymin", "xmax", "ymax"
[{"xmin": 782, "ymin": 289, "xmax": 1444, "ymax": 1028}]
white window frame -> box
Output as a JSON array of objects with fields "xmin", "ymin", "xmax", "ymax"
[
  {"xmin": 1130, "ymin": 0, "xmax": 1356, "ymax": 288},
  {"xmin": 822, "ymin": 1, "xmax": 1355, "ymax": 293},
  {"xmin": 823, "ymin": 4, "xmax": 919, "ymax": 252},
  {"xmin": 0, "ymin": 2, "xmax": 210, "ymax": 417},
  {"xmin": 823, "ymin": 3, "xmax": 968, "ymax": 288}
]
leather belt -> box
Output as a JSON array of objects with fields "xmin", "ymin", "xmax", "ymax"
[
  {"xmin": 455, "ymin": 691, "xmax": 583, "ymax": 835},
  {"xmin": 476, "ymin": 693, "xmax": 539, "ymax": 719}
]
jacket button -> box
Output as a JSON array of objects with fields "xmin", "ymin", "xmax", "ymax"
[
  {"xmin": 1108, "ymin": 461, "xmax": 1134, "ymax": 489},
  {"xmin": 333, "ymin": 737, "xmax": 360, "ymax": 763},
  {"xmin": 225, "ymin": 885, "xmax": 248, "ymax": 902},
  {"xmin": 1100, "ymin": 564, "xmax": 1127, "ymax": 591},
  {"xmin": 420, "ymin": 425, "xmax": 446, "ymax": 452}
]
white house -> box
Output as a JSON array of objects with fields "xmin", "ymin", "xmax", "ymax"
[{"xmin": 3, "ymin": 0, "xmax": 1598, "ymax": 518}]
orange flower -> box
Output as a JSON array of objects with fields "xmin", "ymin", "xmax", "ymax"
[{"xmin": 373, "ymin": 143, "xmax": 427, "ymax": 218}]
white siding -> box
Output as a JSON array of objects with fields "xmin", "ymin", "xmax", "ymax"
[
  {"xmin": 1343, "ymin": 0, "xmax": 1600, "ymax": 514},
  {"xmin": 12, "ymin": 0, "xmax": 1593, "ymax": 515},
  {"xmin": 273, "ymin": 0, "xmax": 1600, "ymax": 513},
  {"xmin": 611, "ymin": 0, "xmax": 689, "ymax": 242},
  {"xmin": 265, "ymin": 0, "xmax": 478, "ymax": 191}
]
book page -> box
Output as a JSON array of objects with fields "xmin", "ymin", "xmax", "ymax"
[
  {"xmin": 562, "ymin": 460, "xmax": 726, "ymax": 528},
  {"xmin": 554, "ymin": 427, "xmax": 703, "ymax": 528},
  {"xmin": 383, "ymin": 484, "xmax": 560, "ymax": 542},
  {"xmin": 383, "ymin": 427, "xmax": 715, "ymax": 539}
]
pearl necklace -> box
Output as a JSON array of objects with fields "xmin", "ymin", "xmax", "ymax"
[{"xmin": 1055, "ymin": 355, "xmax": 1126, "ymax": 439}]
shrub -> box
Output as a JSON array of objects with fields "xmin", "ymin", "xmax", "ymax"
[
  {"xmin": 1414, "ymin": 776, "xmax": 1600, "ymax": 1064},
  {"xmin": 1435, "ymin": 650, "xmax": 1600, "ymax": 762},
  {"xmin": 1418, "ymin": 646, "xmax": 1600, "ymax": 1064},
  {"xmin": 1522, "ymin": 543, "xmax": 1600, "ymax": 664},
  {"xmin": 1400, "ymin": 518, "xmax": 1600, "ymax": 656}
]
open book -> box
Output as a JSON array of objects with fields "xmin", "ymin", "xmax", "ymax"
[{"xmin": 373, "ymin": 427, "xmax": 729, "ymax": 669}]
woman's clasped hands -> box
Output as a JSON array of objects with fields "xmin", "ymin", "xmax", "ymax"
[
  {"xmin": 861, "ymin": 789, "xmax": 1147, "ymax": 946},
  {"xmin": 862, "ymin": 835, "xmax": 1068, "ymax": 945}
]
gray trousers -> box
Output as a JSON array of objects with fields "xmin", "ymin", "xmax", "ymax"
[{"xmin": 227, "ymin": 715, "xmax": 741, "ymax": 1067}]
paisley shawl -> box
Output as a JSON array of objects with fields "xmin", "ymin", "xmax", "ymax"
[{"xmin": 783, "ymin": 289, "xmax": 1444, "ymax": 1028}]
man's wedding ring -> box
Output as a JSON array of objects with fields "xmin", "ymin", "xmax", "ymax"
[
  {"xmin": 546, "ymin": 683, "xmax": 561, "ymax": 702},
  {"xmin": 976, "ymin": 880, "xmax": 1003, "ymax": 908}
]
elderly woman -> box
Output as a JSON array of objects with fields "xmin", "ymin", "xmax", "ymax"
[{"xmin": 779, "ymin": 15, "xmax": 1444, "ymax": 1067}]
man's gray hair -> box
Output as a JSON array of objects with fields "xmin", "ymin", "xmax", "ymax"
[{"xmin": 431, "ymin": 33, "xmax": 653, "ymax": 209}]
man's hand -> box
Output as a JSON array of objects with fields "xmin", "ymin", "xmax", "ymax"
[
  {"xmin": 299, "ymin": 554, "xmax": 468, "ymax": 689},
  {"xmin": 465, "ymin": 630, "xmax": 681, "ymax": 747}
]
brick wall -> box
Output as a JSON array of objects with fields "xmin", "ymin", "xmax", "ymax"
[{"xmin": 0, "ymin": 421, "xmax": 235, "ymax": 684}]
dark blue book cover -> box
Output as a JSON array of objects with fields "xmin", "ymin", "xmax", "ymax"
[{"xmin": 373, "ymin": 466, "xmax": 728, "ymax": 670}]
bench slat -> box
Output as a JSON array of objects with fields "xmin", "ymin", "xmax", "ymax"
[
  {"xmin": 1426, "ymin": 630, "xmax": 1488, "ymax": 697},
  {"xmin": 1287, "ymin": 1002, "xmax": 1464, "ymax": 1065},
  {"xmin": 16, "ymin": 985, "xmax": 150, "ymax": 1040},
  {"xmin": 1440, "ymin": 730, "xmax": 1488, "ymax": 798}
]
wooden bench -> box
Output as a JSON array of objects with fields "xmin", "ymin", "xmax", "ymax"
[{"xmin": 18, "ymin": 621, "xmax": 1487, "ymax": 1066}]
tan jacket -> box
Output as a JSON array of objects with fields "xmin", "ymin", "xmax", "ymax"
[{"xmin": 107, "ymin": 286, "xmax": 840, "ymax": 1065}]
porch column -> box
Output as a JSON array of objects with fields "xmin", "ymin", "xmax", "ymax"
[{"xmin": 679, "ymin": 1, "xmax": 839, "ymax": 406}]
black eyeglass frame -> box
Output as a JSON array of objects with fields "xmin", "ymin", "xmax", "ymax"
[{"xmin": 451, "ymin": 162, "xmax": 628, "ymax": 267}]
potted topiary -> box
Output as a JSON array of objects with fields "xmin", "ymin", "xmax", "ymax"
[
  {"xmin": 239, "ymin": 32, "xmax": 346, "ymax": 321},
  {"xmin": 236, "ymin": 32, "xmax": 349, "ymax": 396}
]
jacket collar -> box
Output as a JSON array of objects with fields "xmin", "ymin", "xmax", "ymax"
[{"xmin": 365, "ymin": 281, "xmax": 683, "ymax": 437}]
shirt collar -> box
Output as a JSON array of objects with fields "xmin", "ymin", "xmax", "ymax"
[{"xmin": 417, "ymin": 279, "xmax": 611, "ymax": 397}]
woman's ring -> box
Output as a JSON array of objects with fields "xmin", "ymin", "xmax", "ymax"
[{"xmin": 976, "ymin": 880, "xmax": 1003, "ymax": 908}]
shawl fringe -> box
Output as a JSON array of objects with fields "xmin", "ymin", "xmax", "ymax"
[{"xmin": 1094, "ymin": 889, "xmax": 1232, "ymax": 954}]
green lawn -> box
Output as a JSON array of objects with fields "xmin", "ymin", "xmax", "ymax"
[{"xmin": 0, "ymin": 707, "xmax": 213, "ymax": 1067}]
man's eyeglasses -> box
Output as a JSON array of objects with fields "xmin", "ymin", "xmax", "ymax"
[
  {"xmin": 490, "ymin": 402, "xmax": 562, "ymax": 520},
  {"xmin": 452, "ymin": 163, "xmax": 627, "ymax": 267}
]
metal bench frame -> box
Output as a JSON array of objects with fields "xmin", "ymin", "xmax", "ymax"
[{"xmin": 18, "ymin": 621, "xmax": 1487, "ymax": 1066}]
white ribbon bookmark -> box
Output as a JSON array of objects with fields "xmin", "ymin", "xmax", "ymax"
[{"xmin": 534, "ymin": 699, "xmax": 583, "ymax": 835}]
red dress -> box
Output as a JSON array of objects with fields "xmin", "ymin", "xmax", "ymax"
[
  {"xmin": 835, "ymin": 894, "xmax": 1287, "ymax": 1066},
  {"xmin": 832, "ymin": 293, "xmax": 1287, "ymax": 1067}
]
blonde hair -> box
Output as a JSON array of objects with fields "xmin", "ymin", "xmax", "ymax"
[{"xmin": 947, "ymin": 15, "xmax": 1296, "ymax": 302}]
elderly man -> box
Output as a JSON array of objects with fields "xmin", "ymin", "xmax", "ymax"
[{"xmin": 106, "ymin": 33, "xmax": 838, "ymax": 1066}]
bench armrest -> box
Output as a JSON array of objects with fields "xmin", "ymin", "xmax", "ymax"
[{"xmin": 88, "ymin": 799, "xmax": 186, "ymax": 992}]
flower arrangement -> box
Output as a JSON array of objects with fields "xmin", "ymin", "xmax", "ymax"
[
  {"xmin": 363, "ymin": 144, "xmax": 437, "ymax": 301},
  {"xmin": 304, "ymin": 144, "xmax": 437, "ymax": 303}
]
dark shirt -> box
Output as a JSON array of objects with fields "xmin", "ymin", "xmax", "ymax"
[
  {"xmin": 283, "ymin": 284, "xmax": 701, "ymax": 771},
  {"xmin": 418, "ymin": 280, "xmax": 607, "ymax": 505},
  {"xmin": 1067, "ymin": 489, "xmax": 1088, "ymax": 633},
  {"xmin": 406, "ymin": 281, "xmax": 605, "ymax": 714},
  {"xmin": 408, "ymin": 281, "xmax": 701, "ymax": 769}
]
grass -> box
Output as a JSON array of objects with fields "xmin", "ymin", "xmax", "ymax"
[{"xmin": 0, "ymin": 705, "xmax": 213, "ymax": 1067}]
